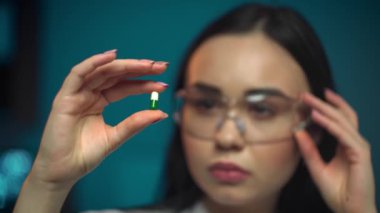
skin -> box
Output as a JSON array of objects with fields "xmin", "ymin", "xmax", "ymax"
[
  {"xmin": 182, "ymin": 32, "xmax": 376, "ymax": 213},
  {"xmin": 183, "ymin": 32, "xmax": 310, "ymax": 213},
  {"xmin": 13, "ymin": 36, "xmax": 376, "ymax": 212},
  {"xmin": 13, "ymin": 51, "xmax": 169, "ymax": 213}
]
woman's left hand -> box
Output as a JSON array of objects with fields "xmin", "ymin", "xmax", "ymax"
[{"xmin": 294, "ymin": 89, "xmax": 376, "ymax": 213}]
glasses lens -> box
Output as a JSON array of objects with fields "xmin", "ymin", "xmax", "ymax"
[
  {"xmin": 181, "ymin": 92, "xmax": 224, "ymax": 139},
  {"xmin": 178, "ymin": 91, "xmax": 307, "ymax": 144},
  {"xmin": 242, "ymin": 94, "xmax": 300, "ymax": 143}
]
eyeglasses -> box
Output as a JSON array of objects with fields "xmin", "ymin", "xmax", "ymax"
[{"xmin": 175, "ymin": 85, "xmax": 310, "ymax": 145}]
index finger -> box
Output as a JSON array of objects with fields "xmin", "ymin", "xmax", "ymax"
[
  {"xmin": 97, "ymin": 59, "xmax": 168, "ymax": 76},
  {"xmin": 325, "ymin": 89, "xmax": 358, "ymax": 129},
  {"xmin": 60, "ymin": 50, "xmax": 117, "ymax": 95},
  {"xmin": 84, "ymin": 59, "xmax": 169, "ymax": 89}
]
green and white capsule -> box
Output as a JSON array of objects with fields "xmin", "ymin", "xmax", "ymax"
[{"xmin": 150, "ymin": 91, "xmax": 159, "ymax": 110}]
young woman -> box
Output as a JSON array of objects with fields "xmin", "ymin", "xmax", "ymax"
[{"xmin": 14, "ymin": 3, "xmax": 376, "ymax": 213}]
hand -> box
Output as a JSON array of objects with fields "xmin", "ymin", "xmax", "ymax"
[
  {"xmin": 294, "ymin": 89, "xmax": 376, "ymax": 213},
  {"xmin": 30, "ymin": 50, "xmax": 169, "ymax": 188}
]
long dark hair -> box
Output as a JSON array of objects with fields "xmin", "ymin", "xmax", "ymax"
[{"xmin": 162, "ymin": 3, "xmax": 337, "ymax": 212}]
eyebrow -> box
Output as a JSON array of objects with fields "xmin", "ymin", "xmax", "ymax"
[
  {"xmin": 245, "ymin": 88, "xmax": 292, "ymax": 100},
  {"xmin": 191, "ymin": 82, "xmax": 222, "ymax": 95},
  {"xmin": 189, "ymin": 82, "xmax": 293, "ymax": 100}
]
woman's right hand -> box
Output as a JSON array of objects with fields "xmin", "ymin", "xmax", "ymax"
[{"xmin": 30, "ymin": 50, "xmax": 169, "ymax": 188}]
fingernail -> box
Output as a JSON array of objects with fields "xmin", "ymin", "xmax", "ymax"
[
  {"xmin": 104, "ymin": 49, "xmax": 117, "ymax": 54},
  {"xmin": 151, "ymin": 114, "xmax": 168, "ymax": 124},
  {"xmin": 140, "ymin": 59, "xmax": 155, "ymax": 64},
  {"xmin": 157, "ymin": 81, "xmax": 169, "ymax": 87},
  {"xmin": 152, "ymin": 118, "xmax": 163, "ymax": 124},
  {"xmin": 155, "ymin": 61, "xmax": 169, "ymax": 66}
]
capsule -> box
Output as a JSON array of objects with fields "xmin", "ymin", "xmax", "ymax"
[{"xmin": 150, "ymin": 91, "xmax": 159, "ymax": 110}]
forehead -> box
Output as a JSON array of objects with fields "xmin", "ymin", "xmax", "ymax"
[{"xmin": 186, "ymin": 32, "xmax": 310, "ymax": 98}]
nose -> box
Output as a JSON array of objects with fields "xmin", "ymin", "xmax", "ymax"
[{"xmin": 214, "ymin": 118, "xmax": 245, "ymax": 150}]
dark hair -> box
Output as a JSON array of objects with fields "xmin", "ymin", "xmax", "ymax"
[{"xmin": 162, "ymin": 3, "xmax": 337, "ymax": 213}]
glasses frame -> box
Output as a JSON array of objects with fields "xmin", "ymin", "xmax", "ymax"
[{"xmin": 174, "ymin": 86, "xmax": 311, "ymax": 145}]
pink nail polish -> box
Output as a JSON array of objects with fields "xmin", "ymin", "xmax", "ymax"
[
  {"xmin": 104, "ymin": 49, "xmax": 117, "ymax": 54},
  {"xmin": 157, "ymin": 81, "xmax": 169, "ymax": 87},
  {"xmin": 155, "ymin": 61, "xmax": 169, "ymax": 66}
]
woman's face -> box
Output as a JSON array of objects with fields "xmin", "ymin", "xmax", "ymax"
[{"xmin": 182, "ymin": 32, "xmax": 310, "ymax": 207}]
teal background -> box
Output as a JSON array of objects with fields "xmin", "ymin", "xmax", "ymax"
[{"xmin": 2, "ymin": 0, "xmax": 379, "ymax": 211}]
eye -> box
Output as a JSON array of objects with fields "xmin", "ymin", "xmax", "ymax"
[
  {"xmin": 188, "ymin": 97, "xmax": 221, "ymax": 115},
  {"xmin": 247, "ymin": 102, "xmax": 276, "ymax": 119}
]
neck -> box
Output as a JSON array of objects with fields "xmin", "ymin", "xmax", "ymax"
[{"xmin": 202, "ymin": 195, "xmax": 279, "ymax": 213}]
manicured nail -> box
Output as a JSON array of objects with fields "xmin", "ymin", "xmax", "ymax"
[
  {"xmin": 151, "ymin": 113, "xmax": 168, "ymax": 124},
  {"xmin": 155, "ymin": 61, "xmax": 169, "ymax": 66},
  {"xmin": 152, "ymin": 118, "xmax": 163, "ymax": 124},
  {"xmin": 157, "ymin": 81, "xmax": 169, "ymax": 87},
  {"xmin": 140, "ymin": 59, "xmax": 155, "ymax": 64},
  {"xmin": 103, "ymin": 49, "xmax": 117, "ymax": 54}
]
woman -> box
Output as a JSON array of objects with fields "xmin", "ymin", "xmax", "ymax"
[{"xmin": 14, "ymin": 3, "xmax": 376, "ymax": 213}]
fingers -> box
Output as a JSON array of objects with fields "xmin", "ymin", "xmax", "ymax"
[
  {"xmin": 310, "ymin": 109, "xmax": 359, "ymax": 149},
  {"xmin": 301, "ymin": 90, "xmax": 369, "ymax": 157},
  {"xmin": 302, "ymin": 92, "xmax": 357, "ymax": 141},
  {"xmin": 61, "ymin": 50, "xmax": 117, "ymax": 95},
  {"xmin": 294, "ymin": 130, "xmax": 325, "ymax": 180},
  {"xmin": 84, "ymin": 60, "xmax": 169, "ymax": 90},
  {"xmin": 324, "ymin": 89, "xmax": 358, "ymax": 128},
  {"xmin": 60, "ymin": 50, "xmax": 169, "ymax": 97},
  {"xmin": 101, "ymin": 80, "xmax": 168, "ymax": 104},
  {"xmin": 106, "ymin": 110, "xmax": 168, "ymax": 153},
  {"xmin": 298, "ymin": 91, "xmax": 375, "ymax": 212}
]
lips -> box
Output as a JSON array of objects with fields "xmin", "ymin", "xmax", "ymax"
[{"xmin": 209, "ymin": 162, "xmax": 250, "ymax": 184}]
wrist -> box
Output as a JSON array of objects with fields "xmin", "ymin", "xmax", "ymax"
[
  {"xmin": 27, "ymin": 169, "xmax": 76, "ymax": 192},
  {"xmin": 13, "ymin": 173, "xmax": 75, "ymax": 213}
]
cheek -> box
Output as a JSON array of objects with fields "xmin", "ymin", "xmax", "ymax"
[
  {"xmin": 182, "ymin": 134, "xmax": 217, "ymax": 195},
  {"xmin": 252, "ymin": 141, "xmax": 300, "ymax": 190},
  {"xmin": 182, "ymin": 134, "xmax": 211, "ymax": 175},
  {"xmin": 181, "ymin": 120, "xmax": 301, "ymax": 204}
]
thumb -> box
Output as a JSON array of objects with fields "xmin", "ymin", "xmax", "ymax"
[
  {"xmin": 107, "ymin": 110, "xmax": 168, "ymax": 153},
  {"xmin": 295, "ymin": 130, "xmax": 326, "ymax": 184}
]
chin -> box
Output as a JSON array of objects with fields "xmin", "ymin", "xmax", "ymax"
[{"xmin": 206, "ymin": 186, "xmax": 258, "ymax": 206}]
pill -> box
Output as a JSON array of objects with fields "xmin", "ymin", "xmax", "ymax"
[{"xmin": 150, "ymin": 91, "xmax": 159, "ymax": 110}]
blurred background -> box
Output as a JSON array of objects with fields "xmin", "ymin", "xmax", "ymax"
[{"xmin": 0, "ymin": 0, "xmax": 379, "ymax": 212}]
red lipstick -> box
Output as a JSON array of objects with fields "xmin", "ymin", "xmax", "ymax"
[{"xmin": 209, "ymin": 162, "xmax": 250, "ymax": 184}]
